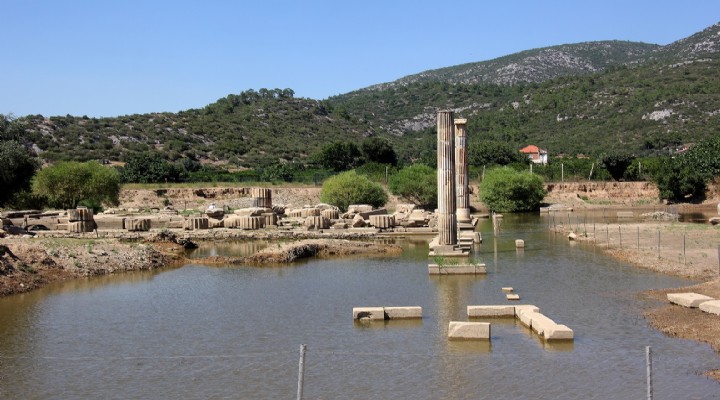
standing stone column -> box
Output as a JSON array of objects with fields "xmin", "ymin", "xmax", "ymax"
[
  {"xmin": 454, "ymin": 118, "xmax": 471, "ymax": 223},
  {"xmin": 250, "ymin": 187, "xmax": 272, "ymax": 208},
  {"xmin": 437, "ymin": 110, "xmax": 457, "ymax": 246}
]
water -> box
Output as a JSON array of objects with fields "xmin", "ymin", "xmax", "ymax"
[{"xmin": 1, "ymin": 215, "xmax": 718, "ymax": 399}]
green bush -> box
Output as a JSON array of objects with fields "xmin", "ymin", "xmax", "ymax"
[
  {"xmin": 319, "ymin": 171, "xmax": 388, "ymax": 211},
  {"xmin": 388, "ymin": 164, "xmax": 437, "ymax": 209},
  {"xmin": 479, "ymin": 167, "xmax": 546, "ymax": 212},
  {"xmin": 32, "ymin": 161, "xmax": 121, "ymax": 209}
]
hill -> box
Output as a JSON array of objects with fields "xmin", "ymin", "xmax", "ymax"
[{"xmin": 10, "ymin": 22, "xmax": 720, "ymax": 167}]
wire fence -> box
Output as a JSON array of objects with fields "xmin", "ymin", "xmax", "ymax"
[{"xmin": 547, "ymin": 213, "xmax": 720, "ymax": 277}]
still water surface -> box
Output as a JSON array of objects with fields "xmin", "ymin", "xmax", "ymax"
[{"xmin": 1, "ymin": 215, "xmax": 718, "ymax": 399}]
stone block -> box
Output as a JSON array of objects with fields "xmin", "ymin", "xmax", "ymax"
[
  {"xmin": 515, "ymin": 239, "xmax": 525, "ymax": 248},
  {"xmin": 699, "ymin": 300, "xmax": 720, "ymax": 315},
  {"xmin": 667, "ymin": 292, "xmax": 714, "ymax": 308},
  {"xmin": 506, "ymin": 294, "xmax": 521, "ymax": 301},
  {"xmin": 67, "ymin": 208, "xmax": 94, "ymax": 222},
  {"xmin": 515, "ymin": 306, "xmax": 540, "ymax": 327},
  {"xmin": 262, "ymin": 213, "xmax": 278, "ymax": 227},
  {"xmin": 304, "ymin": 216, "xmax": 330, "ymax": 230},
  {"xmin": 125, "ymin": 218, "xmax": 151, "ymax": 231},
  {"xmin": 467, "ymin": 305, "xmax": 515, "ymax": 318},
  {"xmin": 348, "ymin": 204, "xmax": 373, "ymax": 213},
  {"xmin": 501, "ymin": 287, "xmax": 514, "ymax": 292},
  {"xmin": 428, "ymin": 263, "xmax": 485, "ymax": 275},
  {"xmin": 353, "ymin": 307, "xmax": 386, "ymax": 321},
  {"xmin": 184, "ymin": 217, "xmax": 209, "ymax": 230},
  {"xmin": 528, "ymin": 313, "xmax": 557, "ymax": 336},
  {"xmin": 369, "ymin": 214, "xmax": 395, "ymax": 229},
  {"xmin": 616, "ymin": 211, "xmax": 634, "ymax": 218},
  {"xmin": 359, "ymin": 208, "xmax": 388, "ymax": 220},
  {"xmin": 68, "ymin": 220, "xmax": 95, "ymax": 233},
  {"xmin": 544, "ymin": 324, "xmax": 574, "ymax": 340},
  {"xmin": 384, "ymin": 307, "xmax": 422, "ymax": 319},
  {"xmin": 321, "ymin": 209, "xmax": 339, "ymax": 220},
  {"xmin": 448, "ymin": 321, "xmax": 491, "ymax": 340}
]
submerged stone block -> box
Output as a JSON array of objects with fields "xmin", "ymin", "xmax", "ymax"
[
  {"xmin": 667, "ymin": 292, "xmax": 714, "ymax": 308},
  {"xmin": 467, "ymin": 305, "xmax": 515, "ymax": 318},
  {"xmin": 353, "ymin": 307, "xmax": 386, "ymax": 321},
  {"xmin": 428, "ymin": 263, "xmax": 486, "ymax": 275},
  {"xmin": 506, "ymin": 294, "xmax": 521, "ymax": 301},
  {"xmin": 528, "ymin": 313, "xmax": 557, "ymax": 336},
  {"xmin": 515, "ymin": 239, "xmax": 525, "ymax": 248},
  {"xmin": 544, "ymin": 324, "xmax": 574, "ymax": 340},
  {"xmin": 448, "ymin": 321, "xmax": 491, "ymax": 340},
  {"xmin": 384, "ymin": 306, "xmax": 422, "ymax": 319}
]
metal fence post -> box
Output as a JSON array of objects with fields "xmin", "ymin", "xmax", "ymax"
[
  {"xmin": 646, "ymin": 346, "xmax": 653, "ymax": 400},
  {"xmin": 297, "ymin": 344, "xmax": 307, "ymax": 400}
]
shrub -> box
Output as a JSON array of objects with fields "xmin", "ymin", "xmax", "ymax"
[
  {"xmin": 388, "ymin": 164, "xmax": 437, "ymax": 209},
  {"xmin": 32, "ymin": 161, "xmax": 121, "ymax": 209},
  {"xmin": 479, "ymin": 167, "xmax": 546, "ymax": 212},
  {"xmin": 320, "ymin": 171, "xmax": 388, "ymax": 211}
]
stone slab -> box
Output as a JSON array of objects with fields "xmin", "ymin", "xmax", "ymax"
[
  {"xmin": 667, "ymin": 292, "xmax": 714, "ymax": 308},
  {"xmin": 448, "ymin": 321, "xmax": 491, "ymax": 340},
  {"xmin": 515, "ymin": 239, "xmax": 525, "ymax": 248},
  {"xmin": 384, "ymin": 306, "xmax": 422, "ymax": 319},
  {"xmin": 467, "ymin": 305, "xmax": 515, "ymax": 318},
  {"xmin": 545, "ymin": 324, "xmax": 574, "ymax": 340},
  {"xmin": 428, "ymin": 263, "xmax": 487, "ymax": 275},
  {"xmin": 515, "ymin": 306, "xmax": 541, "ymax": 327},
  {"xmin": 528, "ymin": 312, "xmax": 557, "ymax": 335},
  {"xmin": 699, "ymin": 300, "xmax": 720, "ymax": 315},
  {"xmin": 506, "ymin": 294, "xmax": 521, "ymax": 301},
  {"xmin": 353, "ymin": 307, "xmax": 386, "ymax": 321},
  {"xmin": 501, "ymin": 287, "xmax": 514, "ymax": 292}
]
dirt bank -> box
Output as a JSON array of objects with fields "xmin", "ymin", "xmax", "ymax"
[
  {"xmin": 198, "ymin": 239, "xmax": 403, "ymax": 265},
  {"xmin": 0, "ymin": 236, "xmax": 180, "ymax": 296}
]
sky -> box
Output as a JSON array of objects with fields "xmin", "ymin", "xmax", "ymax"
[{"xmin": 2, "ymin": 0, "xmax": 720, "ymax": 118}]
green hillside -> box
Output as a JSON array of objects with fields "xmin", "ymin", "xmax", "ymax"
[{"xmin": 9, "ymin": 23, "xmax": 720, "ymax": 167}]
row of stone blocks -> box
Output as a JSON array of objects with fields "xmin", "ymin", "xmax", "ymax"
[
  {"xmin": 352, "ymin": 306, "xmax": 423, "ymax": 320},
  {"xmin": 668, "ymin": 292, "xmax": 720, "ymax": 315},
  {"xmin": 465, "ymin": 305, "xmax": 574, "ymax": 341}
]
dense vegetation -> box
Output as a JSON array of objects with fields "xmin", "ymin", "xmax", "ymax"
[
  {"xmin": 319, "ymin": 171, "xmax": 388, "ymax": 212},
  {"xmin": 479, "ymin": 168, "xmax": 547, "ymax": 212}
]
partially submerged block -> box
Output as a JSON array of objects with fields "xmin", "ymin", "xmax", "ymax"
[
  {"xmin": 384, "ymin": 306, "xmax": 422, "ymax": 319},
  {"xmin": 353, "ymin": 306, "xmax": 422, "ymax": 320},
  {"xmin": 544, "ymin": 324, "xmax": 574, "ymax": 340},
  {"xmin": 428, "ymin": 263, "xmax": 486, "ymax": 275},
  {"xmin": 448, "ymin": 321, "xmax": 491, "ymax": 340},
  {"xmin": 515, "ymin": 305, "xmax": 541, "ymax": 327},
  {"xmin": 501, "ymin": 287, "xmax": 514, "ymax": 292},
  {"xmin": 515, "ymin": 239, "xmax": 525, "ymax": 248},
  {"xmin": 667, "ymin": 292, "xmax": 714, "ymax": 308},
  {"xmin": 506, "ymin": 294, "xmax": 521, "ymax": 301},
  {"xmin": 467, "ymin": 305, "xmax": 515, "ymax": 318},
  {"xmin": 529, "ymin": 313, "xmax": 558, "ymax": 336},
  {"xmin": 699, "ymin": 300, "xmax": 720, "ymax": 315},
  {"xmin": 353, "ymin": 307, "xmax": 385, "ymax": 321}
]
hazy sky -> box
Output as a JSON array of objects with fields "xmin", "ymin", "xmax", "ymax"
[{"xmin": 3, "ymin": 0, "xmax": 719, "ymax": 117}]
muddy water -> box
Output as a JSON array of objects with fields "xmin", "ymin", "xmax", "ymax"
[{"xmin": 1, "ymin": 215, "xmax": 718, "ymax": 399}]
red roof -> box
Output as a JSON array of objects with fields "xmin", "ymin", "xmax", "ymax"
[{"xmin": 520, "ymin": 145, "xmax": 541, "ymax": 154}]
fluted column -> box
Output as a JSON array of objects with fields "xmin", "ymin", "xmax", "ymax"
[
  {"xmin": 437, "ymin": 110, "xmax": 457, "ymax": 246},
  {"xmin": 454, "ymin": 118, "xmax": 471, "ymax": 223}
]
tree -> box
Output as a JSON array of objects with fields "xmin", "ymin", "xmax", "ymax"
[
  {"xmin": 312, "ymin": 142, "xmax": 363, "ymax": 172},
  {"xmin": 650, "ymin": 136, "xmax": 720, "ymax": 201},
  {"xmin": 320, "ymin": 170, "xmax": 388, "ymax": 211},
  {"xmin": 468, "ymin": 140, "xmax": 527, "ymax": 167},
  {"xmin": 388, "ymin": 164, "xmax": 437, "ymax": 209},
  {"xmin": 0, "ymin": 140, "xmax": 41, "ymax": 206},
  {"xmin": 361, "ymin": 137, "xmax": 397, "ymax": 166},
  {"xmin": 121, "ymin": 152, "xmax": 184, "ymax": 183},
  {"xmin": 479, "ymin": 167, "xmax": 546, "ymax": 212},
  {"xmin": 601, "ymin": 151, "xmax": 635, "ymax": 181},
  {"xmin": 32, "ymin": 161, "xmax": 121, "ymax": 209}
]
